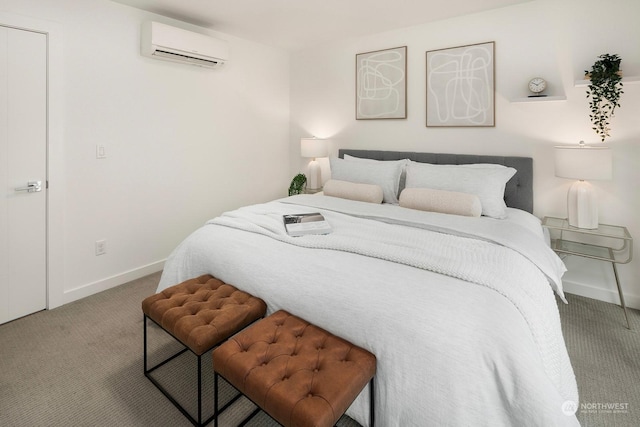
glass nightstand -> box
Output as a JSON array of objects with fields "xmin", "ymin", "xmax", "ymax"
[{"xmin": 542, "ymin": 216, "xmax": 633, "ymax": 329}]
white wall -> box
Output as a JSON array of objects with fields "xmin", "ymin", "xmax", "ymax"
[
  {"xmin": 1, "ymin": 0, "xmax": 291, "ymax": 307},
  {"xmin": 290, "ymin": 0, "xmax": 640, "ymax": 308}
]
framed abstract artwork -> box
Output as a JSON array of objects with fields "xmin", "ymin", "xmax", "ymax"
[
  {"xmin": 356, "ymin": 46, "xmax": 407, "ymax": 120},
  {"xmin": 426, "ymin": 41, "xmax": 495, "ymax": 127}
]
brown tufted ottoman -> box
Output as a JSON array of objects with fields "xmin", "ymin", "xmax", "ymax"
[
  {"xmin": 142, "ymin": 274, "xmax": 267, "ymax": 426},
  {"xmin": 212, "ymin": 310, "xmax": 376, "ymax": 427}
]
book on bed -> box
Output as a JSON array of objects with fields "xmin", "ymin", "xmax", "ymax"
[{"xmin": 283, "ymin": 213, "xmax": 332, "ymax": 236}]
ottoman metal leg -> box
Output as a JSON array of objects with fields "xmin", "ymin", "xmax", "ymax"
[{"xmin": 143, "ymin": 315, "xmax": 214, "ymax": 427}]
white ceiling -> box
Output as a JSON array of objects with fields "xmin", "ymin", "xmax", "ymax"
[{"xmin": 111, "ymin": 0, "xmax": 531, "ymax": 51}]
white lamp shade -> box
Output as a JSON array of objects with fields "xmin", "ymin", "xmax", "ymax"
[
  {"xmin": 554, "ymin": 145, "xmax": 612, "ymax": 180},
  {"xmin": 300, "ymin": 137, "xmax": 328, "ymax": 158}
]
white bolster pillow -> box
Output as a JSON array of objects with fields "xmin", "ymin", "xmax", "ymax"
[
  {"xmin": 399, "ymin": 188, "xmax": 482, "ymax": 217},
  {"xmin": 323, "ymin": 179, "xmax": 384, "ymax": 204}
]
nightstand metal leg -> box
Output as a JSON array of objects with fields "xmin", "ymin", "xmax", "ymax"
[{"xmin": 609, "ymin": 248, "xmax": 631, "ymax": 329}]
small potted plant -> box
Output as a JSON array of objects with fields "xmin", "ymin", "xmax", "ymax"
[
  {"xmin": 288, "ymin": 173, "xmax": 307, "ymax": 196},
  {"xmin": 585, "ymin": 53, "xmax": 624, "ymax": 142}
]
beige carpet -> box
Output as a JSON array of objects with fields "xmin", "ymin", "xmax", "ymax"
[
  {"xmin": 557, "ymin": 291, "xmax": 640, "ymax": 427},
  {"xmin": 0, "ymin": 272, "xmax": 358, "ymax": 427},
  {"xmin": 0, "ymin": 271, "xmax": 638, "ymax": 426}
]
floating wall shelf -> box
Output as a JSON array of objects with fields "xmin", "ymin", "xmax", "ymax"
[
  {"xmin": 574, "ymin": 75, "xmax": 640, "ymax": 87},
  {"xmin": 511, "ymin": 95, "xmax": 567, "ymax": 103}
]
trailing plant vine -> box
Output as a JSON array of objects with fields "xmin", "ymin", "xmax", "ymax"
[
  {"xmin": 288, "ymin": 173, "xmax": 307, "ymax": 196},
  {"xmin": 585, "ymin": 54, "xmax": 624, "ymax": 142}
]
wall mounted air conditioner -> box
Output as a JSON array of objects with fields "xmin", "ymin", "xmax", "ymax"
[{"xmin": 141, "ymin": 21, "xmax": 229, "ymax": 69}]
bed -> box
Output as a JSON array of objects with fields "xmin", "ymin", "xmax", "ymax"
[{"xmin": 157, "ymin": 150, "xmax": 580, "ymax": 426}]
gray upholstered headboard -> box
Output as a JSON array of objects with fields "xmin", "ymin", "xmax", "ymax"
[{"xmin": 338, "ymin": 149, "xmax": 533, "ymax": 213}]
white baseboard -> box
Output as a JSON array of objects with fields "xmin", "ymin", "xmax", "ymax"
[
  {"xmin": 562, "ymin": 279, "xmax": 640, "ymax": 310},
  {"xmin": 61, "ymin": 260, "xmax": 165, "ymax": 306}
]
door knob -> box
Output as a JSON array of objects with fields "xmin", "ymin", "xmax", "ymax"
[{"xmin": 15, "ymin": 181, "xmax": 42, "ymax": 193}]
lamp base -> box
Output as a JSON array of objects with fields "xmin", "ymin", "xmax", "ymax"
[
  {"xmin": 306, "ymin": 159, "xmax": 322, "ymax": 191},
  {"xmin": 567, "ymin": 180, "xmax": 599, "ymax": 229}
]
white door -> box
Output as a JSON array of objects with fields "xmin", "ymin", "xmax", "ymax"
[{"xmin": 0, "ymin": 25, "xmax": 47, "ymax": 324}]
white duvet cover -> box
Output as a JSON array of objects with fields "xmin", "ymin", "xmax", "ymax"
[{"xmin": 158, "ymin": 195, "xmax": 580, "ymax": 427}]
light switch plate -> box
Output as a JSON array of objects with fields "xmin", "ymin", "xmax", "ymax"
[{"xmin": 96, "ymin": 145, "xmax": 107, "ymax": 159}]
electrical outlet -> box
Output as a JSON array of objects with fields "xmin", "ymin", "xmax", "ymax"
[{"xmin": 95, "ymin": 239, "xmax": 107, "ymax": 256}]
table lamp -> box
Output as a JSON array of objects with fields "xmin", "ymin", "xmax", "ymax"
[
  {"xmin": 300, "ymin": 137, "xmax": 328, "ymax": 191},
  {"xmin": 554, "ymin": 141, "xmax": 612, "ymax": 229}
]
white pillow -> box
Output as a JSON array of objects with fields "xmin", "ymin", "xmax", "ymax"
[
  {"xmin": 344, "ymin": 154, "xmax": 409, "ymax": 195},
  {"xmin": 323, "ymin": 179, "xmax": 384, "ymax": 204},
  {"xmin": 399, "ymin": 188, "xmax": 482, "ymax": 217},
  {"xmin": 343, "ymin": 154, "xmax": 408, "ymax": 166},
  {"xmin": 405, "ymin": 162, "xmax": 516, "ymax": 219},
  {"xmin": 330, "ymin": 157, "xmax": 404, "ymax": 204}
]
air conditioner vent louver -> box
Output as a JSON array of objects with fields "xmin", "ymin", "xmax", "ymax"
[
  {"xmin": 153, "ymin": 49, "xmax": 221, "ymax": 67},
  {"xmin": 141, "ymin": 21, "xmax": 229, "ymax": 69}
]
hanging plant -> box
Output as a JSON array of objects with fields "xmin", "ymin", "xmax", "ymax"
[{"xmin": 585, "ymin": 53, "xmax": 624, "ymax": 142}]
